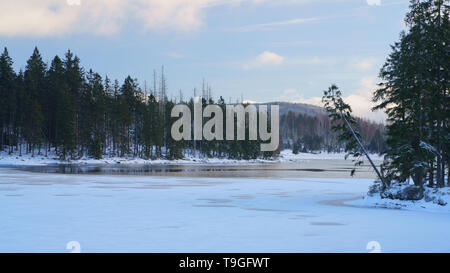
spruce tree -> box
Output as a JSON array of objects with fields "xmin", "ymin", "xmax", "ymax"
[
  {"xmin": 0, "ymin": 48, "xmax": 17, "ymax": 152},
  {"xmin": 373, "ymin": 0, "xmax": 449, "ymax": 187},
  {"xmin": 23, "ymin": 47, "xmax": 47, "ymax": 155}
]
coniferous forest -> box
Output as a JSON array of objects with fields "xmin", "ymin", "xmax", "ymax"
[{"xmin": 0, "ymin": 47, "xmax": 386, "ymax": 161}]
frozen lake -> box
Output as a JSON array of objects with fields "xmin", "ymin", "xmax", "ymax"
[
  {"xmin": 1, "ymin": 160, "xmax": 449, "ymax": 252},
  {"xmin": 14, "ymin": 158, "xmax": 381, "ymax": 178}
]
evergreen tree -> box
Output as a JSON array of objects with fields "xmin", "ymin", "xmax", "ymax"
[
  {"xmin": 85, "ymin": 70, "xmax": 107, "ymax": 159},
  {"xmin": 63, "ymin": 50, "xmax": 84, "ymax": 157},
  {"xmin": 323, "ymin": 85, "xmax": 365, "ymax": 176},
  {"xmin": 23, "ymin": 47, "xmax": 47, "ymax": 155},
  {"xmin": 47, "ymin": 55, "xmax": 75, "ymax": 159},
  {"xmin": 373, "ymin": 0, "xmax": 449, "ymax": 187},
  {"xmin": 0, "ymin": 48, "xmax": 17, "ymax": 152}
]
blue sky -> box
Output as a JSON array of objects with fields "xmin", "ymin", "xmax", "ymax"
[{"xmin": 0, "ymin": 0, "xmax": 411, "ymax": 121}]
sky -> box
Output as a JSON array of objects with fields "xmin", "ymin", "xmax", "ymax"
[{"xmin": 0, "ymin": 0, "xmax": 411, "ymax": 122}]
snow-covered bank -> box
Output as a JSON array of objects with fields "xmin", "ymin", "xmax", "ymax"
[
  {"xmin": 278, "ymin": 149, "xmax": 384, "ymax": 161},
  {"xmin": 349, "ymin": 183, "xmax": 450, "ymax": 213},
  {"xmin": 0, "ymin": 149, "xmax": 383, "ymax": 166},
  {"xmin": 0, "ymin": 152, "xmax": 277, "ymax": 166}
]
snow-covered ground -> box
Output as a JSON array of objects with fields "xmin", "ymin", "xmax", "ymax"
[
  {"xmin": 278, "ymin": 149, "xmax": 384, "ymax": 161},
  {"xmin": 350, "ymin": 186, "xmax": 450, "ymax": 213},
  {"xmin": 0, "ymin": 149, "xmax": 383, "ymax": 166},
  {"xmin": 0, "ymin": 167, "xmax": 449, "ymax": 252}
]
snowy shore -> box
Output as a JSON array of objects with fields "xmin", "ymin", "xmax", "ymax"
[
  {"xmin": 0, "ymin": 149, "xmax": 383, "ymax": 166},
  {"xmin": 350, "ymin": 186, "xmax": 450, "ymax": 213}
]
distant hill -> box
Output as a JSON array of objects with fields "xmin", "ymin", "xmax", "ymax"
[
  {"xmin": 247, "ymin": 101, "xmax": 326, "ymax": 117},
  {"xmin": 250, "ymin": 101, "xmax": 383, "ymax": 124},
  {"xmin": 247, "ymin": 101, "xmax": 386, "ymax": 154},
  {"xmin": 270, "ymin": 102, "xmax": 325, "ymax": 117}
]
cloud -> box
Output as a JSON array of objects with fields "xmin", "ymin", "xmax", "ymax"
[
  {"xmin": 278, "ymin": 88, "xmax": 304, "ymax": 101},
  {"xmin": 366, "ymin": 0, "xmax": 381, "ymax": 6},
  {"xmin": 344, "ymin": 76, "xmax": 386, "ymax": 122},
  {"xmin": 269, "ymin": 40, "xmax": 313, "ymax": 47},
  {"xmin": 0, "ymin": 0, "xmax": 130, "ymax": 36},
  {"xmin": 0, "ymin": 0, "xmax": 368, "ymax": 36},
  {"xmin": 244, "ymin": 51, "xmax": 285, "ymax": 69},
  {"xmin": 166, "ymin": 52, "xmax": 185, "ymax": 59},
  {"xmin": 0, "ymin": 0, "xmax": 240, "ymax": 36},
  {"xmin": 67, "ymin": 0, "xmax": 81, "ymax": 6},
  {"xmin": 135, "ymin": 0, "xmax": 212, "ymax": 33},
  {"xmin": 353, "ymin": 57, "xmax": 378, "ymax": 71},
  {"xmin": 231, "ymin": 16, "xmax": 324, "ymax": 32},
  {"xmin": 256, "ymin": 51, "xmax": 284, "ymax": 64},
  {"xmin": 276, "ymin": 88, "xmax": 322, "ymax": 105}
]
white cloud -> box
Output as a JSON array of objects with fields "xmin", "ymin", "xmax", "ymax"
[
  {"xmin": 270, "ymin": 40, "xmax": 313, "ymax": 47},
  {"xmin": 135, "ymin": 0, "xmax": 212, "ymax": 33},
  {"xmin": 276, "ymin": 88, "xmax": 322, "ymax": 105},
  {"xmin": 353, "ymin": 57, "xmax": 378, "ymax": 71},
  {"xmin": 344, "ymin": 76, "xmax": 386, "ymax": 122},
  {"xmin": 0, "ymin": 0, "xmax": 129, "ymax": 36},
  {"xmin": 0, "ymin": 0, "xmax": 366, "ymax": 36},
  {"xmin": 67, "ymin": 0, "xmax": 81, "ymax": 6},
  {"xmin": 232, "ymin": 16, "xmax": 324, "ymax": 32},
  {"xmin": 166, "ymin": 52, "xmax": 185, "ymax": 59},
  {"xmin": 0, "ymin": 0, "xmax": 241, "ymax": 36},
  {"xmin": 278, "ymin": 88, "xmax": 304, "ymax": 101},
  {"xmin": 256, "ymin": 51, "xmax": 284, "ymax": 64},
  {"xmin": 366, "ymin": 0, "xmax": 381, "ymax": 6},
  {"xmin": 244, "ymin": 51, "xmax": 285, "ymax": 69}
]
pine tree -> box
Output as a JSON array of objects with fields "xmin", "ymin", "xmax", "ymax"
[
  {"xmin": 63, "ymin": 50, "xmax": 84, "ymax": 157},
  {"xmin": 373, "ymin": 0, "xmax": 449, "ymax": 187},
  {"xmin": 117, "ymin": 76, "xmax": 138, "ymax": 156},
  {"xmin": 23, "ymin": 47, "xmax": 47, "ymax": 155},
  {"xmin": 85, "ymin": 70, "xmax": 107, "ymax": 159},
  {"xmin": 165, "ymin": 100, "xmax": 184, "ymax": 159},
  {"xmin": 322, "ymin": 85, "xmax": 365, "ymax": 176},
  {"xmin": 0, "ymin": 47, "xmax": 17, "ymax": 152}
]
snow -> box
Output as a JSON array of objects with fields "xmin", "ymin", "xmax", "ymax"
[
  {"xmin": 1, "ymin": 167, "xmax": 449, "ymax": 253},
  {"xmin": 0, "ymin": 149, "xmax": 384, "ymax": 166},
  {"xmin": 350, "ymin": 185, "xmax": 450, "ymax": 213},
  {"xmin": 0, "ymin": 152, "xmax": 276, "ymax": 166},
  {"xmin": 0, "ymin": 150, "xmax": 61, "ymax": 166},
  {"xmin": 278, "ymin": 149, "xmax": 384, "ymax": 161}
]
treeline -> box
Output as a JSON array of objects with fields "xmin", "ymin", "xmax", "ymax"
[
  {"xmin": 0, "ymin": 47, "xmax": 279, "ymax": 160},
  {"xmin": 0, "ymin": 47, "xmax": 387, "ymax": 161},
  {"xmin": 373, "ymin": 0, "xmax": 449, "ymax": 187},
  {"xmin": 280, "ymin": 111, "xmax": 386, "ymax": 154}
]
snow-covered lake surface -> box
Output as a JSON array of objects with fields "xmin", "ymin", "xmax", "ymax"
[{"xmin": 1, "ymin": 159, "xmax": 449, "ymax": 253}]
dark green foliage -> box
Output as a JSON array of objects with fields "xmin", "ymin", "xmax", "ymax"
[
  {"xmin": 0, "ymin": 46, "xmax": 383, "ymax": 163},
  {"xmin": 0, "ymin": 48, "xmax": 17, "ymax": 152},
  {"xmin": 322, "ymin": 85, "xmax": 364, "ymax": 176},
  {"xmin": 165, "ymin": 101, "xmax": 184, "ymax": 159},
  {"xmin": 373, "ymin": 0, "xmax": 449, "ymax": 187}
]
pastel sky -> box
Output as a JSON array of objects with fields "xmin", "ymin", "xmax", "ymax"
[{"xmin": 0, "ymin": 0, "xmax": 411, "ymax": 121}]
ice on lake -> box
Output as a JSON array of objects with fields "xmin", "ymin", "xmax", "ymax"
[{"xmin": 1, "ymin": 160, "xmax": 449, "ymax": 252}]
